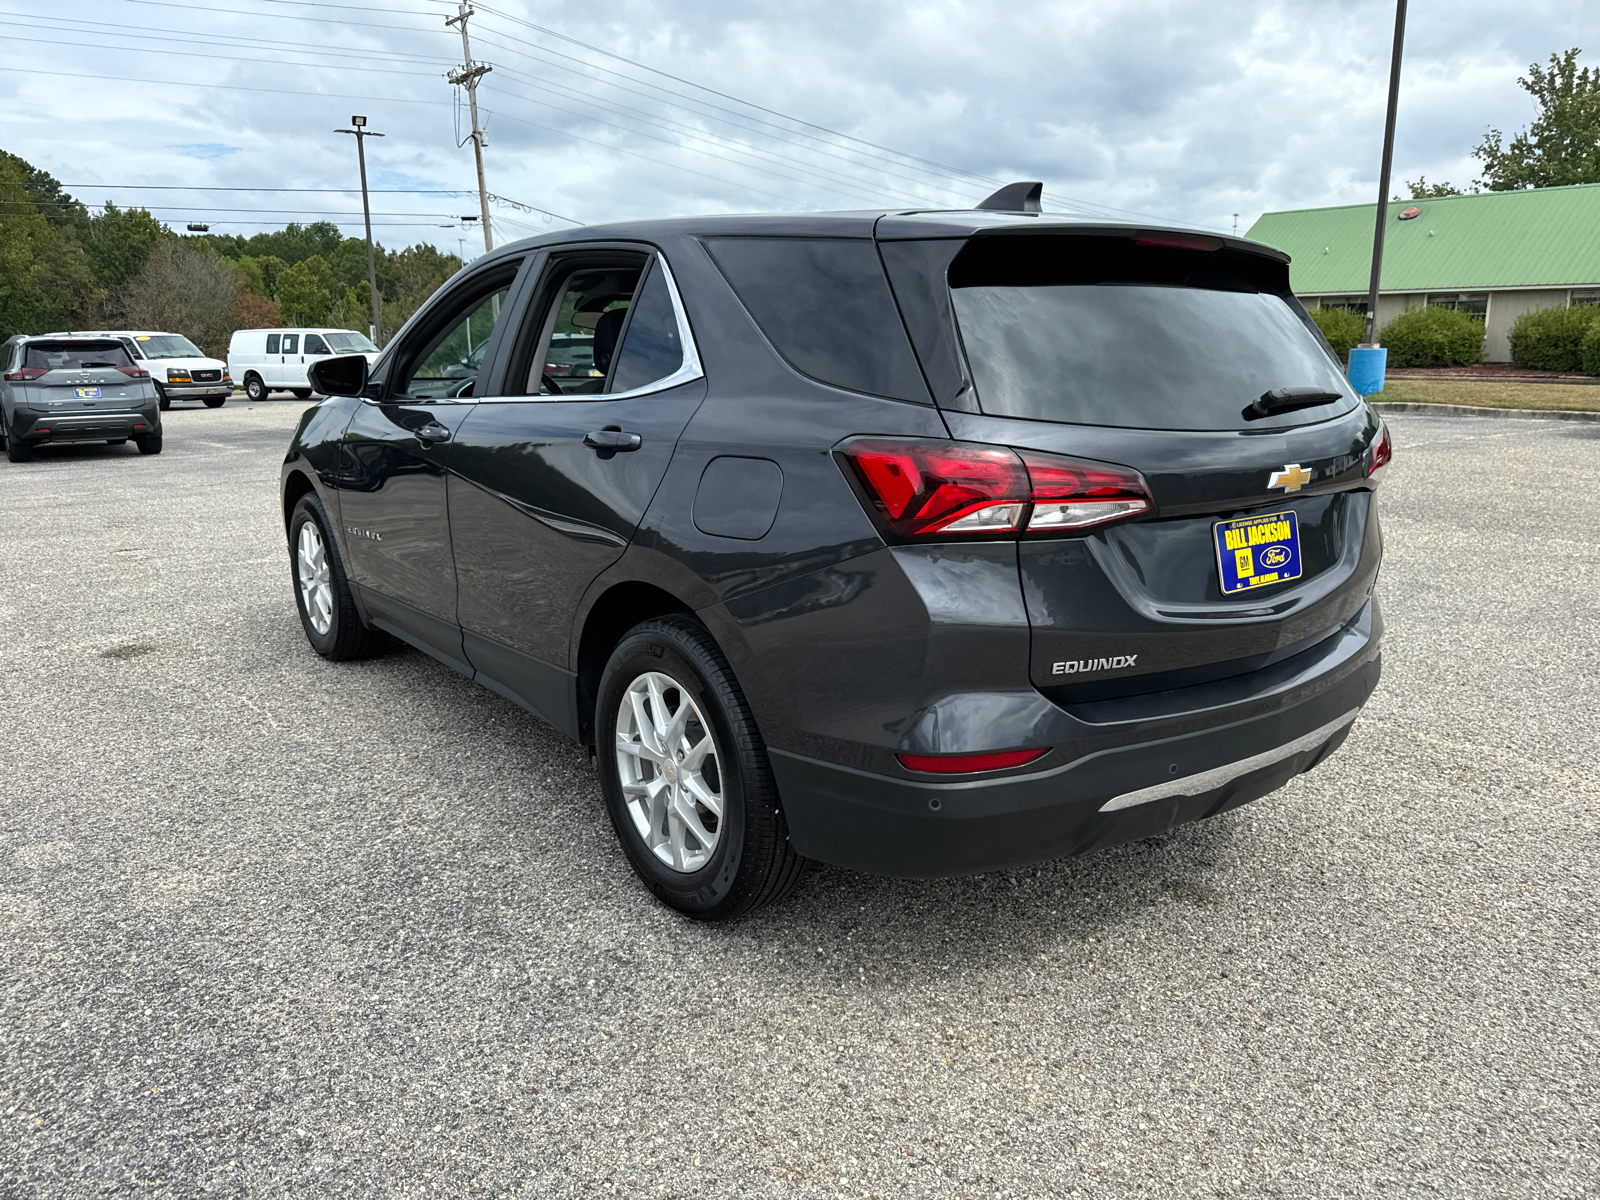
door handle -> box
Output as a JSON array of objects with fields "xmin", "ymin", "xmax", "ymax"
[
  {"xmin": 416, "ymin": 421, "xmax": 452, "ymax": 443},
  {"xmin": 583, "ymin": 429, "xmax": 642, "ymax": 452}
]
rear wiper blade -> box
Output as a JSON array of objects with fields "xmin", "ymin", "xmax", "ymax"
[{"xmin": 1244, "ymin": 386, "xmax": 1345, "ymax": 421}]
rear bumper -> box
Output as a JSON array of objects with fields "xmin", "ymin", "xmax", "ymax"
[
  {"xmin": 769, "ymin": 601, "xmax": 1382, "ymax": 877},
  {"xmin": 19, "ymin": 411, "xmax": 157, "ymax": 443}
]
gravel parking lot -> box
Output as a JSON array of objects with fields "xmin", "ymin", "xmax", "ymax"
[{"xmin": 1, "ymin": 402, "xmax": 1595, "ymax": 1199}]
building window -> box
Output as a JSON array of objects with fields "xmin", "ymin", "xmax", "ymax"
[
  {"xmin": 1426, "ymin": 293, "xmax": 1487, "ymax": 315},
  {"xmin": 1315, "ymin": 295, "xmax": 1369, "ymax": 313},
  {"xmin": 1571, "ymin": 289, "xmax": 1600, "ymax": 307}
]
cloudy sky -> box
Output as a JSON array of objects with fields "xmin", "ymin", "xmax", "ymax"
[{"xmin": 3, "ymin": 0, "xmax": 1596, "ymax": 254}]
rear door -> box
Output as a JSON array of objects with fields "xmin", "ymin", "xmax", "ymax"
[
  {"xmin": 447, "ymin": 248, "xmax": 706, "ymax": 728},
  {"xmin": 882, "ymin": 230, "xmax": 1384, "ymax": 699}
]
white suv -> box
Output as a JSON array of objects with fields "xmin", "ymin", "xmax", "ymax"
[{"xmin": 51, "ymin": 331, "xmax": 232, "ymax": 410}]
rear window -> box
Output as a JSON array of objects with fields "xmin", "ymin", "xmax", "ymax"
[
  {"xmin": 703, "ymin": 237, "xmax": 929, "ymax": 403},
  {"xmin": 23, "ymin": 341, "xmax": 133, "ymax": 370},
  {"xmin": 948, "ymin": 236, "xmax": 1358, "ymax": 431}
]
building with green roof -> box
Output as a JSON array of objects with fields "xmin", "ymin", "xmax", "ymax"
[{"xmin": 1245, "ymin": 183, "xmax": 1600, "ymax": 362}]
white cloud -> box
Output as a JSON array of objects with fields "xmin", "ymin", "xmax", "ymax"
[{"xmin": 3, "ymin": 0, "xmax": 1594, "ymax": 250}]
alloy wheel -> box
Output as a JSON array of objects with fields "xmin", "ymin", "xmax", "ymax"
[
  {"xmin": 614, "ymin": 671, "xmax": 723, "ymax": 873},
  {"xmin": 296, "ymin": 520, "xmax": 334, "ymax": 636}
]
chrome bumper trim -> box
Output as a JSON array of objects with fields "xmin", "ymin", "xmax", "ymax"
[{"xmin": 1099, "ymin": 709, "xmax": 1361, "ymax": 813}]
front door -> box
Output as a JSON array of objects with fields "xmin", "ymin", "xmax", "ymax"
[
  {"xmin": 337, "ymin": 267, "xmax": 522, "ymax": 670},
  {"xmin": 448, "ymin": 251, "xmax": 706, "ymax": 730}
]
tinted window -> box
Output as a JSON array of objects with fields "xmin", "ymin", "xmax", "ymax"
[
  {"xmin": 393, "ymin": 282, "xmax": 512, "ymax": 400},
  {"xmin": 304, "ymin": 334, "xmax": 330, "ymax": 355},
  {"xmin": 526, "ymin": 261, "xmax": 644, "ymax": 395},
  {"xmin": 608, "ymin": 263, "xmax": 683, "ymax": 393},
  {"xmin": 281, "ymin": 334, "xmax": 299, "ymax": 354},
  {"xmin": 704, "ymin": 237, "xmax": 929, "ymax": 403},
  {"xmin": 948, "ymin": 236, "xmax": 1357, "ymax": 431},
  {"xmin": 266, "ymin": 334, "xmax": 281, "ymax": 354},
  {"xmin": 23, "ymin": 341, "xmax": 133, "ymax": 370}
]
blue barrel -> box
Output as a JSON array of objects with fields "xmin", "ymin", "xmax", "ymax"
[{"xmin": 1346, "ymin": 346, "xmax": 1388, "ymax": 396}]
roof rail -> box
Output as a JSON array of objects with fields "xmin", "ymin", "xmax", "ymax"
[{"xmin": 975, "ymin": 182, "xmax": 1043, "ymax": 214}]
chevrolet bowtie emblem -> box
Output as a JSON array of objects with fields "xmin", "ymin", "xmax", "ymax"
[{"xmin": 1268, "ymin": 464, "xmax": 1313, "ymax": 492}]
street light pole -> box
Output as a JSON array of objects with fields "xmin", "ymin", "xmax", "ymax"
[
  {"xmin": 1363, "ymin": 0, "xmax": 1408, "ymax": 346},
  {"xmin": 336, "ymin": 116, "xmax": 385, "ymax": 345}
]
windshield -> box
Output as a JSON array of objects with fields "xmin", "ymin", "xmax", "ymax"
[
  {"xmin": 324, "ymin": 332, "xmax": 379, "ymax": 353},
  {"xmin": 948, "ymin": 236, "xmax": 1358, "ymax": 431},
  {"xmin": 134, "ymin": 334, "xmax": 205, "ymax": 359},
  {"xmin": 24, "ymin": 341, "xmax": 133, "ymax": 370}
]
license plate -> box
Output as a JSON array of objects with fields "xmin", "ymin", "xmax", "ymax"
[
  {"xmin": 74, "ymin": 386, "xmax": 102, "ymax": 399},
  {"xmin": 1214, "ymin": 510, "xmax": 1302, "ymax": 595}
]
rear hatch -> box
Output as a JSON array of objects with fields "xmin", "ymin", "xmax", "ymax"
[
  {"xmin": 879, "ymin": 227, "xmax": 1385, "ymax": 706},
  {"xmin": 14, "ymin": 339, "xmax": 150, "ymax": 412}
]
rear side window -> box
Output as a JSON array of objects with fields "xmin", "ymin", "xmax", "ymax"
[
  {"xmin": 609, "ymin": 262, "xmax": 683, "ymax": 393},
  {"xmin": 281, "ymin": 334, "xmax": 299, "ymax": 354},
  {"xmin": 23, "ymin": 341, "xmax": 133, "ymax": 370},
  {"xmin": 703, "ymin": 237, "xmax": 929, "ymax": 403},
  {"xmin": 948, "ymin": 236, "xmax": 1358, "ymax": 431},
  {"xmin": 266, "ymin": 334, "xmax": 281, "ymax": 354}
]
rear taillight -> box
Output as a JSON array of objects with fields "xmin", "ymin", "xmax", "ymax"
[
  {"xmin": 119, "ymin": 367, "xmax": 149, "ymax": 379},
  {"xmin": 838, "ymin": 438, "xmax": 1152, "ymax": 540},
  {"xmin": 3, "ymin": 368, "xmax": 46, "ymax": 382},
  {"xmin": 897, "ymin": 748, "xmax": 1050, "ymax": 774},
  {"xmin": 1366, "ymin": 422, "xmax": 1392, "ymax": 481},
  {"xmin": 1018, "ymin": 451, "xmax": 1152, "ymax": 531}
]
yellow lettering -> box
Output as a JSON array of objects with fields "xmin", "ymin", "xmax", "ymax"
[{"xmin": 1224, "ymin": 529, "xmax": 1244, "ymax": 550}]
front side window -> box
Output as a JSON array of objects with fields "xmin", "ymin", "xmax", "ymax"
[
  {"xmin": 391, "ymin": 274, "xmax": 515, "ymax": 400},
  {"xmin": 304, "ymin": 334, "xmax": 331, "ymax": 355}
]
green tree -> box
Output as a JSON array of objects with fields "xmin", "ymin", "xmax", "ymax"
[
  {"xmin": 1474, "ymin": 48, "xmax": 1600, "ymax": 189},
  {"xmin": 1401, "ymin": 176, "xmax": 1466, "ymax": 198},
  {"xmin": 274, "ymin": 259, "xmax": 332, "ymax": 325},
  {"xmin": 0, "ymin": 155, "xmax": 99, "ymax": 338},
  {"xmin": 327, "ymin": 237, "xmax": 373, "ymax": 288},
  {"xmin": 0, "ymin": 150, "xmax": 86, "ymax": 228},
  {"xmin": 116, "ymin": 242, "xmax": 248, "ymax": 356},
  {"xmin": 82, "ymin": 203, "xmax": 169, "ymax": 291}
]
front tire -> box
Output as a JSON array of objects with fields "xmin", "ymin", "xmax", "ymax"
[
  {"xmin": 292, "ymin": 389, "xmax": 311, "ymax": 400},
  {"xmin": 596, "ymin": 616, "xmax": 805, "ymax": 920},
  {"xmin": 244, "ymin": 374, "xmax": 267, "ymax": 402},
  {"xmin": 203, "ymin": 395, "xmax": 226, "ymax": 408},
  {"xmin": 156, "ymin": 386, "xmax": 171, "ymax": 411},
  {"xmin": 288, "ymin": 493, "xmax": 387, "ymax": 660}
]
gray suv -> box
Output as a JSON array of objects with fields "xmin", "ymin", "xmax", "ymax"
[{"xmin": 1, "ymin": 336, "xmax": 163, "ymax": 462}]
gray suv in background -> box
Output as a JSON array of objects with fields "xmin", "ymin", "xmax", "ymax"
[{"xmin": 1, "ymin": 335, "xmax": 163, "ymax": 462}]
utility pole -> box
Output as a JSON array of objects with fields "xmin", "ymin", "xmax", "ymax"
[
  {"xmin": 447, "ymin": 2, "xmax": 494, "ymax": 256},
  {"xmin": 336, "ymin": 115, "xmax": 385, "ymax": 344}
]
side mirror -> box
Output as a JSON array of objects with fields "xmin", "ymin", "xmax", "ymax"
[{"xmin": 307, "ymin": 354, "xmax": 369, "ymax": 398}]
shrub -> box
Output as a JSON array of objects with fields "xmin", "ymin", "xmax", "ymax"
[
  {"xmin": 1378, "ymin": 305, "xmax": 1486, "ymax": 367},
  {"xmin": 1308, "ymin": 306, "xmax": 1366, "ymax": 363},
  {"xmin": 1581, "ymin": 320, "xmax": 1600, "ymax": 375},
  {"xmin": 1506, "ymin": 305, "xmax": 1600, "ymax": 372}
]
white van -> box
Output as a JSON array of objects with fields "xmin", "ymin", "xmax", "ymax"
[
  {"xmin": 227, "ymin": 328, "xmax": 380, "ymax": 402},
  {"xmin": 47, "ymin": 330, "xmax": 231, "ymax": 410}
]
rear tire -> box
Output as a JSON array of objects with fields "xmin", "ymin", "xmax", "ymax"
[
  {"xmin": 202, "ymin": 396, "xmax": 226, "ymax": 408},
  {"xmin": 136, "ymin": 433, "xmax": 162, "ymax": 455},
  {"xmin": 244, "ymin": 374, "xmax": 267, "ymax": 402},
  {"xmin": 288, "ymin": 493, "xmax": 387, "ymax": 660},
  {"xmin": 596, "ymin": 616, "xmax": 806, "ymax": 920},
  {"xmin": 6, "ymin": 438, "xmax": 32, "ymax": 463},
  {"xmin": 156, "ymin": 386, "xmax": 171, "ymax": 412}
]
